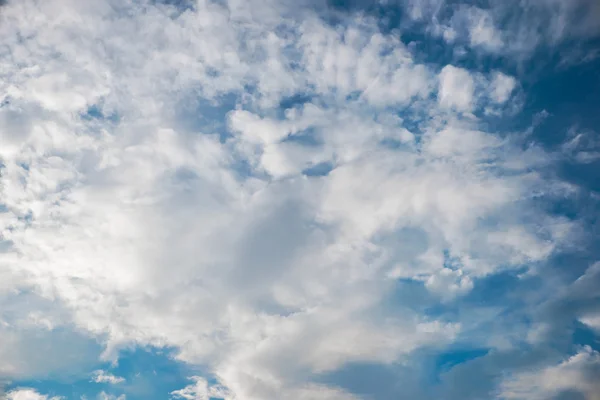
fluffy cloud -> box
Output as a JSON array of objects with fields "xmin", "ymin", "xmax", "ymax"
[
  {"xmin": 5, "ymin": 389, "xmax": 61, "ymax": 400},
  {"xmin": 499, "ymin": 347, "xmax": 600, "ymax": 400},
  {"xmin": 406, "ymin": 0, "xmax": 600, "ymax": 60},
  {"xmin": 437, "ymin": 65, "xmax": 475, "ymax": 111},
  {"xmin": 0, "ymin": 0, "xmax": 597, "ymax": 399},
  {"xmin": 170, "ymin": 377, "xmax": 226, "ymax": 400}
]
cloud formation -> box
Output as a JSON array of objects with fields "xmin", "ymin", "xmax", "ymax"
[
  {"xmin": 0, "ymin": 0, "xmax": 598, "ymax": 399},
  {"xmin": 499, "ymin": 346, "xmax": 600, "ymax": 400},
  {"xmin": 92, "ymin": 371, "xmax": 125, "ymax": 385}
]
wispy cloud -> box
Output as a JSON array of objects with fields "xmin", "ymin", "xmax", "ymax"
[{"xmin": 92, "ymin": 370, "xmax": 125, "ymax": 385}]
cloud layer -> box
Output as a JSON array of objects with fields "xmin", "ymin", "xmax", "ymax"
[{"xmin": 1, "ymin": 0, "xmax": 599, "ymax": 399}]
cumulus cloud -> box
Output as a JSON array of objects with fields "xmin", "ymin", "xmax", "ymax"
[
  {"xmin": 438, "ymin": 65, "xmax": 475, "ymax": 111},
  {"xmin": 499, "ymin": 347, "xmax": 600, "ymax": 400},
  {"xmin": 0, "ymin": 0, "xmax": 597, "ymax": 399}
]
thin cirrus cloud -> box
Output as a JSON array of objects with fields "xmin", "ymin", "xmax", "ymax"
[{"xmin": 0, "ymin": 0, "xmax": 599, "ymax": 399}]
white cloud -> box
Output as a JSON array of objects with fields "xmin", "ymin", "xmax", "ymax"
[
  {"xmin": 570, "ymin": 262, "xmax": 600, "ymax": 332},
  {"xmin": 580, "ymin": 312, "xmax": 600, "ymax": 332},
  {"xmin": 562, "ymin": 128, "xmax": 600, "ymax": 164},
  {"xmin": 438, "ymin": 65, "xmax": 475, "ymax": 111},
  {"xmin": 297, "ymin": 17, "xmax": 433, "ymax": 107},
  {"xmin": 96, "ymin": 393, "xmax": 125, "ymax": 400},
  {"xmin": 466, "ymin": 7, "xmax": 504, "ymax": 52},
  {"xmin": 170, "ymin": 376, "xmax": 360, "ymax": 400},
  {"xmin": 0, "ymin": 294, "xmax": 99, "ymax": 380},
  {"xmin": 490, "ymin": 72, "xmax": 517, "ymax": 104},
  {"xmin": 5, "ymin": 389, "xmax": 61, "ymax": 400},
  {"xmin": 408, "ymin": 0, "xmax": 600, "ymax": 60},
  {"xmin": 499, "ymin": 346, "xmax": 600, "ymax": 400},
  {"xmin": 424, "ymin": 268, "xmax": 473, "ymax": 301},
  {"xmin": 170, "ymin": 376, "xmax": 231, "ymax": 400},
  {"xmin": 92, "ymin": 370, "xmax": 125, "ymax": 385}
]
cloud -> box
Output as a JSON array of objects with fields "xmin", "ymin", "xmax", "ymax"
[
  {"xmin": 438, "ymin": 65, "xmax": 475, "ymax": 111},
  {"xmin": 550, "ymin": 262, "xmax": 600, "ymax": 337},
  {"xmin": 465, "ymin": 7, "xmax": 503, "ymax": 51},
  {"xmin": 489, "ymin": 72, "xmax": 517, "ymax": 104},
  {"xmin": 499, "ymin": 346, "xmax": 600, "ymax": 400},
  {"xmin": 92, "ymin": 370, "xmax": 125, "ymax": 385},
  {"xmin": 562, "ymin": 127, "xmax": 600, "ymax": 164},
  {"xmin": 170, "ymin": 377, "xmax": 231, "ymax": 400},
  {"xmin": 96, "ymin": 393, "xmax": 126, "ymax": 400},
  {"xmin": 5, "ymin": 389, "xmax": 61, "ymax": 400},
  {"xmin": 170, "ymin": 376, "xmax": 361, "ymax": 400},
  {"xmin": 0, "ymin": 291, "xmax": 101, "ymax": 380},
  {"xmin": 405, "ymin": 0, "xmax": 600, "ymax": 60},
  {"xmin": 0, "ymin": 0, "xmax": 597, "ymax": 399}
]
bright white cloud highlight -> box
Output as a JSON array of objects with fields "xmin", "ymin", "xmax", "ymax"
[
  {"xmin": 5, "ymin": 389, "xmax": 61, "ymax": 400},
  {"xmin": 438, "ymin": 65, "xmax": 475, "ymax": 111}
]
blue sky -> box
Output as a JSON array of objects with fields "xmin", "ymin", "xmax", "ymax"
[{"xmin": 1, "ymin": 0, "xmax": 599, "ymax": 399}]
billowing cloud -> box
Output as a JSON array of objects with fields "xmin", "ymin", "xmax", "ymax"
[{"xmin": 0, "ymin": 0, "xmax": 598, "ymax": 399}]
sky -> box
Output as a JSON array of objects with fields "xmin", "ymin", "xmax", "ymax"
[{"xmin": 0, "ymin": 0, "xmax": 600, "ymax": 399}]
